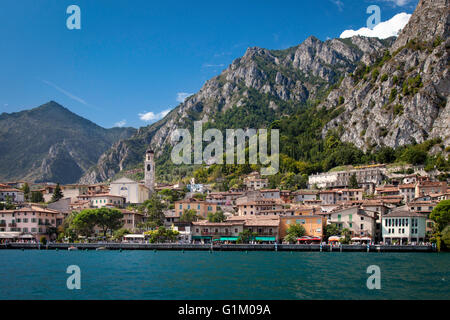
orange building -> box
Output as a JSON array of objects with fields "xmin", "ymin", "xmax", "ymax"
[{"xmin": 279, "ymin": 215, "xmax": 327, "ymax": 241}]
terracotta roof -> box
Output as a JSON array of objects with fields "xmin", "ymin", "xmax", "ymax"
[
  {"xmin": 0, "ymin": 188, "xmax": 23, "ymax": 192},
  {"xmin": 293, "ymin": 190, "xmax": 318, "ymax": 195},
  {"xmin": 244, "ymin": 219, "xmax": 280, "ymax": 227},
  {"xmin": 398, "ymin": 184, "xmax": 416, "ymax": 189},
  {"xmin": 227, "ymin": 215, "xmax": 279, "ymax": 221},
  {"xmin": 383, "ymin": 210, "xmax": 426, "ymax": 218},
  {"xmin": 192, "ymin": 220, "xmax": 243, "ymax": 226},
  {"xmin": 86, "ymin": 194, "xmax": 125, "ymax": 198}
]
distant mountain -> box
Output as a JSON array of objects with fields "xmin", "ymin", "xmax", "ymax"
[
  {"xmin": 81, "ymin": 0, "xmax": 449, "ymax": 184},
  {"xmin": 0, "ymin": 101, "xmax": 136, "ymax": 184}
]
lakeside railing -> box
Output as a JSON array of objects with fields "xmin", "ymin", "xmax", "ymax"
[{"xmin": 1, "ymin": 242, "xmax": 435, "ymax": 252}]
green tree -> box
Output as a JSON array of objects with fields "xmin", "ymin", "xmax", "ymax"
[
  {"xmin": 94, "ymin": 208, "xmax": 124, "ymax": 237},
  {"xmin": 50, "ymin": 184, "xmax": 64, "ymax": 203},
  {"xmin": 430, "ymin": 200, "xmax": 450, "ymax": 232},
  {"xmin": 31, "ymin": 191, "xmax": 44, "ymax": 203},
  {"xmin": 145, "ymin": 226, "xmax": 179, "ymax": 243},
  {"xmin": 113, "ymin": 228, "xmax": 131, "ymax": 240},
  {"xmin": 21, "ymin": 183, "xmax": 30, "ymax": 201},
  {"xmin": 349, "ymin": 173, "xmax": 359, "ymax": 188},
  {"xmin": 441, "ymin": 225, "xmax": 450, "ymax": 250},
  {"xmin": 340, "ymin": 228, "xmax": 352, "ymax": 244},
  {"xmin": 324, "ymin": 223, "xmax": 342, "ymax": 240},
  {"xmin": 142, "ymin": 195, "xmax": 166, "ymax": 226},
  {"xmin": 71, "ymin": 209, "xmax": 97, "ymax": 237},
  {"xmin": 283, "ymin": 224, "xmax": 306, "ymax": 243},
  {"xmin": 180, "ymin": 209, "xmax": 200, "ymax": 223},
  {"xmin": 207, "ymin": 210, "xmax": 226, "ymax": 222},
  {"xmin": 237, "ymin": 229, "xmax": 257, "ymax": 244}
]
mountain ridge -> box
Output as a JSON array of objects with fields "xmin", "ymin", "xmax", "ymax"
[{"xmin": 0, "ymin": 101, "xmax": 137, "ymax": 184}]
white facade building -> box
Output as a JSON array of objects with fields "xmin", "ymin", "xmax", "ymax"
[
  {"xmin": 381, "ymin": 209, "xmax": 426, "ymax": 244},
  {"xmin": 110, "ymin": 177, "xmax": 150, "ymax": 204}
]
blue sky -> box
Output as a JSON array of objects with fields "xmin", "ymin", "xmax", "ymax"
[{"xmin": 0, "ymin": 0, "xmax": 418, "ymax": 128}]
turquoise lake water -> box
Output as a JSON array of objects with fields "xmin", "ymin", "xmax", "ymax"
[{"xmin": 0, "ymin": 250, "xmax": 448, "ymax": 300}]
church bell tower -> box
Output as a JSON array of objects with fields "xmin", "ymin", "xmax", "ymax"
[{"xmin": 145, "ymin": 147, "xmax": 155, "ymax": 194}]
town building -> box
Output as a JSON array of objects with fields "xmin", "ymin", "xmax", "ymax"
[
  {"xmin": 415, "ymin": 181, "xmax": 447, "ymax": 198},
  {"xmin": 308, "ymin": 165, "xmax": 385, "ymax": 190},
  {"xmin": 244, "ymin": 172, "xmax": 269, "ymax": 190},
  {"xmin": 279, "ymin": 215, "xmax": 326, "ymax": 241},
  {"xmin": 120, "ymin": 209, "xmax": 145, "ymax": 232},
  {"xmin": 0, "ymin": 206, "xmax": 64, "ymax": 241},
  {"xmin": 110, "ymin": 177, "xmax": 151, "ymax": 204},
  {"xmin": 292, "ymin": 190, "xmax": 318, "ymax": 203},
  {"xmin": 87, "ymin": 194, "xmax": 126, "ymax": 208},
  {"xmin": 236, "ymin": 199, "xmax": 284, "ymax": 216},
  {"xmin": 174, "ymin": 198, "xmax": 218, "ymax": 219},
  {"xmin": 191, "ymin": 220, "xmax": 244, "ymax": 243},
  {"xmin": 224, "ymin": 215, "xmax": 280, "ymax": 242},
  {"xmin": 322, "ymin": 206, "xmax": 377, "ymax": 241},
  {"xmin": 0, "ymin": 187, "xmax": 24, "ymax": 203},
  {"xmin": 398, "ymin": 184, "xmax": 416, "ymax": 203},
  {"xmin": 381, "ymin": 209, "xmax": 427, "ymax": 244},
  {"xmin": 260, "ymin": 189, "xmax": 281, "ymax": 199}
]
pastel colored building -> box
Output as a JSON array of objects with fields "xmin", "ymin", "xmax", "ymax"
[
  {"xmin": 381, "ymin": 210, "xmax": 427, "ymax": 244},
  {"xmin": 0, "ymin": 206, "xmax": 64, "ymax": 241},
  {"xmin": 322, "ymin": 206, "xmax": 377, "ymax": 240},
  {"xmin": 110, "ymin": 177, "xmax": 151, "ymax": 204},
  {"xmin": 88, "ymin": 194, "xmax": 126, "ymax": 208},
  {"xmin": 174, "ymin": 199, "xmax": 218, "ymax": 219},
  {"xmin": 279, "ymin": 215, "xmax": 327, "ymax": 241},
  {"xmin": 0, "ymin": 187, "xmax": 24, "ymax": 203}
]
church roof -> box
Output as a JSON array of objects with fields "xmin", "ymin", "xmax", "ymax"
[{"xmin": 111, "ymin": 177, "xmax": 137, "ymax": 184}]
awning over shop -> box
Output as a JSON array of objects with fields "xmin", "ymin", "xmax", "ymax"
[
  {"xmin": 0, "ymin": 232, "xmax": 21, "ymax": 239},
  {"xmin": 298, "ymin": 237, "xmax": 321, "ymax": 241},
  {"xmin": 220, "ymin": 237, "xmax": 238, "ymax": 241},
  {"xmin": 255, "ymin": 237, "xmax": 276, "ymax": 241},
  {"xmin": 192, "ymin": 236, "xmax": 212, "ymax": 240}
]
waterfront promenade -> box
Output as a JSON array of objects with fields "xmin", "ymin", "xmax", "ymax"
[{"xmin": 0, "ymin": 242, "xmax": 435, "ymax": 252}]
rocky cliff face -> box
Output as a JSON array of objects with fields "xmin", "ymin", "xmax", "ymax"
[
  {"xmin": 81, "ymin": 0, "xmax": 449, "ymax": 184},
  {"xmin": 322, "ymin": 0, "xmax": 449, "ymax": 150},
  {"xmin": 80, "ymin": 36, "xmax": 390, "ymax": 183}
]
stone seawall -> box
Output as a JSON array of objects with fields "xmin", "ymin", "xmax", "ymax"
[{"xmin": 0, "ymin": 242, "xmax": 435, "ymax": 252}]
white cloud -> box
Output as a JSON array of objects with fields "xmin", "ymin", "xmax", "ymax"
[
  {"xmin": 139, "ymin": 109, "xmax": 171, "ymax": 122},
  {"xmin": 176, "ymin": 92, "xmax": 193, "ymax": 103},
  {"xmin": 340, "ymin": 12, "xmax": 411, "ymax": 39},
  {"xmin": 114, "ymin": 119, "xmax": 127, "ymax": 127}
]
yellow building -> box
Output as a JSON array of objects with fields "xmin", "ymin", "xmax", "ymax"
[
  {"xmin": 174, "ymin": 198, "xmax": 218, "ymax": 219},
  {"xmin": 279, "ymin": 215, "xmax": 327, "ymax": 240}
]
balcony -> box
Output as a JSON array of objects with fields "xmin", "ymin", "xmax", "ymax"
[
  {"xmin": 201, "ymin": 232, "xmax": 232, "ymax": 236},
  {"xmin": 8, "ymin": 223, "xmax": 17, "ymax": 227}
]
